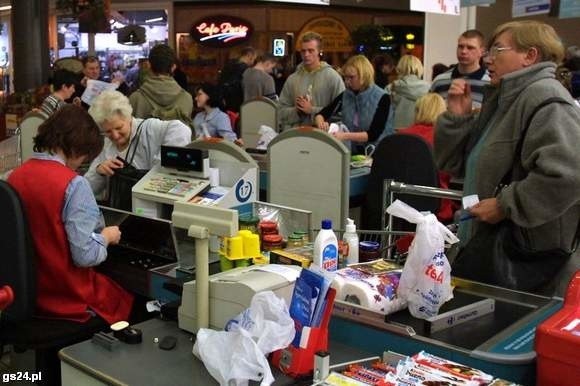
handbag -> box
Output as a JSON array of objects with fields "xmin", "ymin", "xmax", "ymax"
[
  {"xmin": 108, "ymin": 119, "xmax": 149, "ymax": 211},
  {"xmin": 452, "ymin": 97, "xmax": 577, "ymax": 292}
]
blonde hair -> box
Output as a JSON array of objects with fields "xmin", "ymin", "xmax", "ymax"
[
  {"xmin": 490, "ymin": 20, "xmax": 564, "ymax": 64},
  {"xmin": 414, "ymin": 93, "xmax": 446, "ymax": 125},
  {"xmin": 396, "ymin": 55, "xmax": 424, "ymax": 78},
  {"xmin": 342, "ymin": 55, "xmax": 375, "ymax": 90}
]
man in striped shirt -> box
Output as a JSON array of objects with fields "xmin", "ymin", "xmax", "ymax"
[
  {"xmin": 430, "ymin": 30, "xmax": 490, "ymax": 111},
  {"xmin": 39, "ymin": 69, "xmax": 79, "ymax": 117}
]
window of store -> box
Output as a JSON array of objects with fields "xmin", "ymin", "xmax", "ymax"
[{"xmin": 55, "ymin": 8, "xmax": 169, "ymax": 85}]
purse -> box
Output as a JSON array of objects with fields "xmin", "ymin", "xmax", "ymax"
[
  {"xmin": 108, "ymin": 119, "xmax": 149, "ymax": 211},
  {"xmin": 452, "ymin": 97, "xmax": 577, "ymax": 292}
]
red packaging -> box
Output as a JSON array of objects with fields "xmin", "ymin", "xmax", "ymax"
[{"xmin": 535, "ymin": 270, "xmax": 580, "ymax": 386}]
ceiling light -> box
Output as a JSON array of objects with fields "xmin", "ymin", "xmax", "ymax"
[
  {"xmin": 0, "ymin": 6, "xmax": 11, "ymax": 11},
  {"xmin": 145, "ymin": 17, "xmax": 163, "ymax": 23}
]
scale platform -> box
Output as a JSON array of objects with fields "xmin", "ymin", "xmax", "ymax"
[{"xmin": 330, "ymin": 277, "xmax": 562, "ymax": 385}]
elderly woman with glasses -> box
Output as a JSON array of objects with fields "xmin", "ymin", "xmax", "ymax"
[
  {"xmin": 435, "ymin": 21, "xmax": 580, "ymax": 294},
  {"xmin": 314, "ymin": 55, "xmax": 391, "ymax": 155}
]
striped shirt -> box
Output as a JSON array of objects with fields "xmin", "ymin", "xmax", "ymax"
[
  {"xmin": 39, "ymin": 94, "xmax": 66, "ymax": 117},
  {"xmin": 430, "ymin": 66, "xmax": 490, "ymax": 110}
]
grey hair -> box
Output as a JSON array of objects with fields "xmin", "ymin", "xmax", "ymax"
[{"xmin": 88, "ymin": 90, "xmax": 133, "ymax": 125}]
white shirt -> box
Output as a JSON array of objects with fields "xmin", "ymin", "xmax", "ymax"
[{"xmin": 85, "ymin": 117, "xmax": 192, "ymax": 198}]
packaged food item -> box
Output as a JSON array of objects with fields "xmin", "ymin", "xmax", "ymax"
[{"xmin": 413, "ymin": 351, "xmax": 493, "ymax": 384}]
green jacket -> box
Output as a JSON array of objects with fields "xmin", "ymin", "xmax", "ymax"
[
  {"xmin": 435, "ymin": 62, "xmax": 580, "ymax": 251},
  {"xmin": 129, "ymin": 75, "xmax": 193, "ymax": 119}
]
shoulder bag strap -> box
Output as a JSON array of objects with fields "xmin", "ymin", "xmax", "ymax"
[
  {"xmin": 125, "ymin": 118, "xmax": 148, "ymax": 166},
  {"xmin": 497, "ymin": 97, "xmax": 570, "ymax": 188}
]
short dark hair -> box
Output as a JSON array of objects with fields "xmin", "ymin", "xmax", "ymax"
[
  {"xmin": 240, "ymin": 47, "xmax": 256, "ymax": 57},
  {"xmin": 256, "ymin": 53, "xmax": 278, "ymax": 64},
  {"xmin": 148, "ymin": 44, "xmax": 176, "ymax": 75},
  {"xmin": 82, "ymin": 55, "xmax": 99, "ymax": 67},
  {"xmin": 197, "ymin": 83, "xmax": 224, "ymax": 110},
  {"xmin": 34, "ymin": 104, "xmax": 103, "ymax": 160},
  {"xmin": 51, "ymin": 69, "xmax": 80, "ymax": 91},
  {"xmin": 373, "ymin": 54, "xmax": 395, "ymax": 69},
  {"xmin": 460, "ymin": 29, "xmax": 485, "ymax": 47}
]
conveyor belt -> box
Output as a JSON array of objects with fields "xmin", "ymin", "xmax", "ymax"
[{"xmin": 387, "ymin": 290, "xmax": 536, "ymax": 350}]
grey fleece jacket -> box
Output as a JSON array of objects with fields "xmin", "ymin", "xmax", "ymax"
[
  {"xmin": 129, "ymin": 75, "xmax": 193, "ymax": 119},
  {"xmin": 389, "ymin": 74, "xmax": 430, "ymax": 130},
  {"xmin": 435, "ymin": 62, "xmax": 580, "ymax": 252},
  {"xmin": 278, "ymin": 62, "xmax": 345, "ymax": 128}
]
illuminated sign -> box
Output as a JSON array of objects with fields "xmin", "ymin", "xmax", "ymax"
[
  {"xmin": 273, "ymin": 39, "xmax": 286, "ymax": 57},
  {"xmin": 191, "ymin": 15, "xmax": 253, "ymax": 47}
]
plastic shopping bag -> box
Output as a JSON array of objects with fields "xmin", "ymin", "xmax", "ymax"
[
  {"xmin": 193, "ymin": 291, "xmax": 295, "ymax": 386},
  {"xmin": 256, "ymin": 125, "xmax": 277, "ymax": 150},
  {"xmin": 225, "ymin": 291, "xmax": 295, "ymax": 354},
  {"xmin": 193, "ymin": 327, "xmax": 274, "ymax": 386},
  {"xmin": 387, "ymin": 200, "xmax": 459, "ymax": 319}
]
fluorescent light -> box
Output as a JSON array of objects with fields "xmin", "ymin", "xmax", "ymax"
[
  {"xmin": 0, "ymin": 5, "xmax": 12, "ymax": 11},
  {"xmin": 145, "ymin": 17, "xmax": 163, "ymax": 23}
]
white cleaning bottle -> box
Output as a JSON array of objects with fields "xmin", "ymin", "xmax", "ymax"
[
  {"xmin": 343, "ymin": 218, "xmax": 359, "ymax": 265},
  {"xmin": 313, "ymin": 219, "xmax": 338, "ymax": 272}
]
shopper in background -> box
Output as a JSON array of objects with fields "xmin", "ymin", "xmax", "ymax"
[
  {"xmin": 219, "ymin": 46, "xmax": 257, "ymax": 112},
  {"xmin": 430, "ymin": 30, "xmax": 490, "ymax": 110},
  {"xmin": 85, "ymin": 90, "xmax": 192, "ymax": 200},
  {"xmin": 242, "ymin": 53, "xmax": 279, "ymax": 102},
  {"xmin": 397, "ymin": 93, "xmax": 453, "ymax": 222},
  {"xmin": 7, "ymin": 105, "xmax": 133, "ymax": 324},
  {"xmin": 129, "ymin": 44, "xmax": 193, "ymax": 120},
  {"xmin": 39, "ymin": 69, "xmax": 79, "ymax": 117},
  {"xmin": 192, "ymin": 83, "xmax": 240, "ymax": 143},
  {"xmin": 389, "ymin": 55, "xmax": 430, "ymax": 130},
  {"xmin": 314, "ymin": 55, "xmax": 390, "ymax": 154},
  {"xmin": 435, "ymin": 20, "xmax": 580, "ymax": 294},
  {"xmin": 372, "ymin": 53, "xmax": 395, "ymax": 89},
  {"xmin": 278, "ymin": 31, "xmax": 345, "ymax": 129},
  {"xmin": 74, "ymin": 55, "xmax": 130, "ymax": 109}
]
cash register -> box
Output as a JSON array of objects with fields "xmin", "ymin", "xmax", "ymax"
[
  {"xmin": 97, "ymin": 206, "xmax": 180, "ymax": 297},
  {"xmin": 132, "ymin": 145, "xmax": 211, "ymax": 218}
]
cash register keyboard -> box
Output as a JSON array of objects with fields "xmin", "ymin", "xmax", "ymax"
[{"xmin": 142, "ymin": 175, "xmax": 208, "ymax": 197}]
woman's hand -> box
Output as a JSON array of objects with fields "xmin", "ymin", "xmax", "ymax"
[
  {"xmin": 314, "ymin": 115, "xmax": 329, "ymax": 131},
  {"xmin": 96, "ymin": 158, "xmax": 124, "ymax": 176},
  {"xmin": 469, "ymin": 198, "xmax": 506, "ymax": 224},
  {"xmin": 101, "ymin": 226, "xmax": 121, "ymax": 245},
  {"xmin": 447, "ymin": 79, "xmax": 473, "ymax": 116}
]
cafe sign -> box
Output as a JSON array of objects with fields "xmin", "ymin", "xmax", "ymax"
[{"xmin": 191, "ymin": 15, "xmax": 253, "ymax": 48}]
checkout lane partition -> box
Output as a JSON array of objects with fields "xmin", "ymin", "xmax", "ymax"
[{"xmin": 266, "ymin": 127, "xmax": 352, "ymax": 231}]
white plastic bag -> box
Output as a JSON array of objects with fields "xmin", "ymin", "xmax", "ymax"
[
  {"xmin": 387, "ymin": 200, "xmax": 459, "ymax": 319},
  {"xmin": 225, "ymin": 291, "xmax": 295, "ymax": 354},
  {"xmin": 193, "ymin": 327, "xmax": 274, "ymax": 386},
  {"xmin": 256, "ymin": 125, "xmax": 277, "ymax": 150},
  {"xmin": 193, "ymin": 291, "xmax": 295, "ymax": 386}
]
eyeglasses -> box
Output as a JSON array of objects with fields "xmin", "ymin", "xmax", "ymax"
[{"xmin": 485, "ymin": 46, "xmax": 513, "ymax": 58}]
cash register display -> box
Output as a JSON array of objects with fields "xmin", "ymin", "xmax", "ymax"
[
  {"xmin": 100, "ymin": 206, "xmax": 178, "ymax": 261},
  {"xmin": 161, "ymin": 145, "xmax": 206, "ymax": 172}
]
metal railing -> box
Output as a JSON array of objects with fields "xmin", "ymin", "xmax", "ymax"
[{"xmin": 382, "ymin": 180, "xmax": 464, "ymax": 258}]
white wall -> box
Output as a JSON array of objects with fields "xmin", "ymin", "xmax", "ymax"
[{"xmin": 423, "ymin": 6, "xmax": 476, "ymax": 81}]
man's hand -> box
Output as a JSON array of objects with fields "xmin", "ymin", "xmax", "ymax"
[
  {"xmin": 96, "ymin": 158, "xmax": 125, "ymax": 176},
  {"xmin": 314, "ymin": 115, "xmax": 329, "ymax": 131},
  {"xmin": 469, "ymin": 198, "xmax": 506, "ymax": 224},
  {"xmin": 447, "ymin": 79, "xmax": 473, "ymax": 116},
  {"xmin": 295, "ymin": 95, "xmax": 313, "ymax": 114},
  {"xmin": 101, "ymin": 226, "xmax": 121, "ymax": 245}
]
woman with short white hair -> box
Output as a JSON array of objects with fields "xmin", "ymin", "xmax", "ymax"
[{"xmin": 84, "ymin": 90, "xmax": 192, "ymax": 200}]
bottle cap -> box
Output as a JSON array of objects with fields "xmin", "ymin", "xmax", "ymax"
[
  {"xmin": 321, "ymin": 219, "xmax": 332, "ymax": 229},
  {"xmin": 345, "ymin": 218, "xmax": 356, "ymax": 233}
]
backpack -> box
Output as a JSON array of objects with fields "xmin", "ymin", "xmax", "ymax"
[{"xmin": 138, "ymin": 89, "xmax": 194, "ymax": 129}]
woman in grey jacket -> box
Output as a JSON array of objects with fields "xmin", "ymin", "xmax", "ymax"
[{"xmin": 435, "ymin": 21, "xmax": 580, "ymax": 292}]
